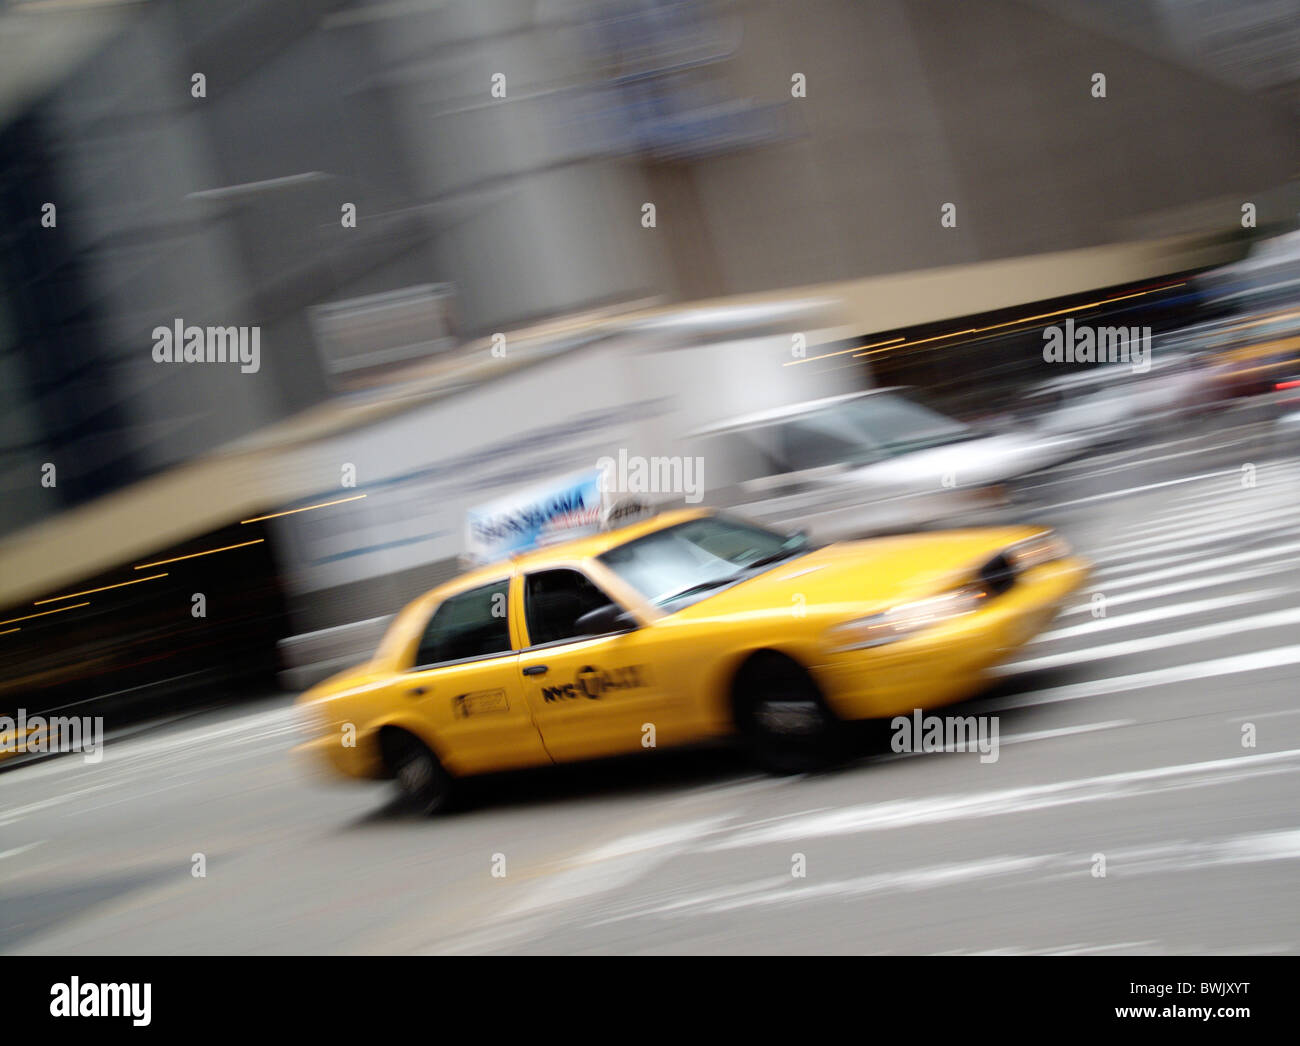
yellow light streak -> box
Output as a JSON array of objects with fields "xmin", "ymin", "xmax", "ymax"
[
  {"xmin": 0, "ymin": 602, "xmax": 90, "ymax": 627},
  {"xmin": 240, "ymin": 494, "xmax": 367, "ymax": 524},
  {"xmin": 133, "ymin": 539, "xmax": 264, "ymax": 570},
  {"xmin": 34, "ymin": 573, "xmax": 168, "ymax": 605}
]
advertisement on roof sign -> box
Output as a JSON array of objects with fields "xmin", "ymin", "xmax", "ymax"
[{"xmin": 465, "ymin": 468, "xmax": 606, "ymax": 563}]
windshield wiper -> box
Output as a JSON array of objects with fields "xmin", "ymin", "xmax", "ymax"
[
  {"xmin": 739, "ymin": 547, "xmax": 808, "ymax": 571},
  {"xmin": 657, "ymin": 575, "xmax": 744, "ymax": 604},
  {"xmin": 657, "ymin": 548, "xmax": 809, "ymax": 605}
]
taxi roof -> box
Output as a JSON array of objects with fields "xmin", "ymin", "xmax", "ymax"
[
  {"xmin": 374, "ymin": 506, "xmax": 714, "ymax": 664},
  {"xmin": 446, "ymin": 506, "xmax": 711, "ymax": 591}
]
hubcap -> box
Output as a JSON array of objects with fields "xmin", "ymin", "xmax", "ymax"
[
  {"xmin": 755, "ymin": 699, "xmax": 823, "ymax": 736},
  {"xmin": 397, "ymin": 753, "xmax": 433, "ymax": 793}
]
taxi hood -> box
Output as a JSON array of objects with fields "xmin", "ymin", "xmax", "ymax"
[{"xmin": 669, "ymin": 526, "xmax": 1046, "ymax": 621}]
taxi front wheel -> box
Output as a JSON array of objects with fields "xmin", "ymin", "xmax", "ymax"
[
  {"xmin": 734, "ymin": 654, "xmax": 844, "ymax": 775},
  {"xmin": 381, "ymin": 729, "xmax": 454, "ymax": 815}
]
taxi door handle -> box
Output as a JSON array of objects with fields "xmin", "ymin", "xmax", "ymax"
[
  {"xmin": 407, "ymin": 686, "xmax": 428, "ymax": 697},
  {"xmin": 522, "ymin": 665, "xmax": 548, "ymax": 676}
]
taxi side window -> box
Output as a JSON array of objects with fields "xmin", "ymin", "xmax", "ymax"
[
  {"xmin": 524, "ymin": 569, "xmax": 616, "ymax": 646},
  {"xmin": 415, "ymin": 580, "xmax": 511, "ymax": 667}
]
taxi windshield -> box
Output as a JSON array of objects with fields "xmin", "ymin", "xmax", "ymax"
[{"xmin": 598, "ymin": 516, "xmax": 809, "ymax": 610}]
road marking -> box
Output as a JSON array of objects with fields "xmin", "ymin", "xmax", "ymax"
[
  {"xmin": 622, "ymin": 827, "xmax": 1300, "ymax": 923},
  {"xmin": 1150, "ymin": 487, "xmax": 1296, "ymax": 523},
  {"xmin": 983, "ymin": 645, "xmax": 1300, "ymax": 711},
  {"xmin": 1170, "ymin": 464, "xmax": 1299, "ymax": 503},
  {"xmin": 498, "ymin": 815, "xmax": 733, "ymax": 923},
  {"xmin": 879, "ymin": 720, "xmax": 1131, "ymax": 760},
  {"xmin": 0, "ymin": 841, "xmax": 45, "ymax": 860},
  {"xmin": 434, "ymin": 787, "xmax": 766, "ymax": 955},
  {"xmin": 1090, "ymin": 543, "xmax": 1300, "ymax": 592},
  {"xmin": 1111, "ymin": 499, "xmax": 1298, "ymax": 538},
  {"xmin": 1036, "ymin": 430, "xmax": 1253, "ymax": 476},
  {"xmin": 1093, "ymin": 513, "xmax": 1298, "ymax": 561},
  {"xmin": 1029, "ymin": 435, "xmax": 1281, "ymax": 487},
  {"xmin": 707, "ymin": 750, "xmax": 1300, "ymax": 850},
  {"xmin": 997, "ymin": 720, "xmax": 1133, "ymax": 745},
  {"xmin": 1060, "ymin": 561, "xmax": 1298, "ymax": 615},
  {"xmin": 997, "ymin": 606, "xmax": 1300, "ymax": 675},
  {"xmin": 592, "ymin": 857, "xmax": 1061, "ymax": 924},
  {"xmin": 1096, "ymin": 538, "xmax": 1300, "ymax": 581},
  {"xmin": 1226, "ymin": 709, "xmax": 1300, "ymax": 722},
  {"xmin": 1132, "ymin": 501, "xmax": 1294, "ymax": 536},
  {"xmin": 1034, "ymin": 455, "xmax": 1294, "ymax": 515},
  {"xmin": 695, "ymin": 855, "xmax": 1060, "ymax": 911},
  {"xmin": 959, "ymin": 941, "xmax": 1159, "ymax": 956},
  {"xmin": 1032, "ymin": 469, "xmax": 1239, "ymax": 511},
  {"xmin": 0, "ymin": 782, "xmax": 115, "ymax": 827},
  {"xmin": 1033, "ymin": 590, "xmax": 1283, "ymax": 644}
]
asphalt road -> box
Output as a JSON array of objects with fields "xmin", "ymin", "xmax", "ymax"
[{"xmin": 3, "ymin": 412, "xmax": 1299, "ymax": 955}]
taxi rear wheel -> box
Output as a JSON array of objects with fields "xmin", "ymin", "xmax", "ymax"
[
  {"xmin": 381, "ymin": 729, "xmax": 454, "ymax": 815},
  {"xmin": 734, "ymin": 654, "xmax": 842, "ymax": 775}
]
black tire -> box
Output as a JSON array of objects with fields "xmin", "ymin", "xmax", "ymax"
[
  {"xmin": 381, "ymin": 729, "xmax": 454, "ymax": 815},
  {"xmin": 734, "ymin": 654, "xmax": 843, "ymax": 774}
]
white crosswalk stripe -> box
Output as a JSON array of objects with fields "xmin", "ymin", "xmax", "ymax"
[
  {"xmin": 1094, "ymin": 518, "xmax": 1299, "ymax": 564},
  {"xmin": 1005, "ymin": 463, "xmax": 1300, "ymax": 689},
  {"xmin": 1059, "ymin": 561, "xmax": 1296, "ymax": 615},
  {"xmin": 998, "ymin": 606, "xmax": 1300, "ymax": 675},
  {"xmin": 1032, "ymin": 589, "xmax": 1284, "ymax": 643},
  {"xmin": 1120, "ymin": 506, "xmax": 1297, "ymax": 546},
  {"xmin": 1090, "ymin": 543, "xmax": 1300, "ymax": 590}
]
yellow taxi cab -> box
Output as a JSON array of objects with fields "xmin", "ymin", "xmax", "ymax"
[{"xmin": 296, "ymin": 509, "xmax": 1089, "ymax": 811}]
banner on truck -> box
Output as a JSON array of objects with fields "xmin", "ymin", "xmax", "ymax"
[{"xmin": 465, "ymin": 468, "xmax": 606, "ymax": 563}]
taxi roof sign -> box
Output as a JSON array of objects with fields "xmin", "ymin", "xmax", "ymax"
[{"xmin": 465, "ymin": 467, "xmax": 660, "ymax": 565}]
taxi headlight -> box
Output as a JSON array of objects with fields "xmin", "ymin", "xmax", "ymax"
[
  {"xmin": 826, "ymin": 584, "xmax": 987, "ymax": 651},
  {"xmin": 1004, "ymin": 530, "xmax": 1071, "ymax": 571}
]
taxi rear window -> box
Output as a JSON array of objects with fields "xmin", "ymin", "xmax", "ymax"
[{"xmin": 414, "ymin": 580, "xmax": 511, "ymax": 666}]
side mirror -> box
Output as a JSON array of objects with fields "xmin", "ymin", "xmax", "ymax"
[{"xmin": 574, "ymin": 603, "xmax": 636, "ymax": 636}]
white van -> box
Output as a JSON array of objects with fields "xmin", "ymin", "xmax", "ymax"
[{"xmin": 692, "ymin": 388, "xmax": 1082, "ymax": 541}]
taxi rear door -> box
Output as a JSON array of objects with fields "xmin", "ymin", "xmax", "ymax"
[{"xmin": 400, "ymin": 577, "xmax": 551, "ymax": 776}]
